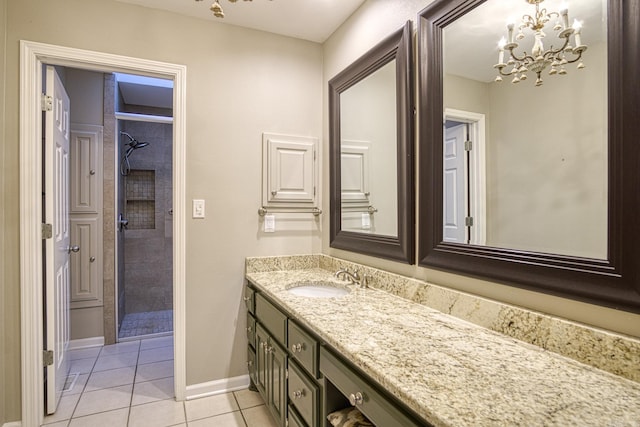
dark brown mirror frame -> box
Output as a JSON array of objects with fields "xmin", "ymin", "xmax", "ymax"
[
  {"xmin": 329, "ymin": 21, "xmax": 415, "ymax": 264},
  {"xmin": 418, "ymin": 0, "xmax": 640, "ymax": 312}
]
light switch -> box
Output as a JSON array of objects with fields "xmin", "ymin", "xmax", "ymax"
[
  {"xmin": 193, "ymin": 199, "xmax": 205, "ymax": 219},
  {"xmin": 264, "ymin": 214, "xmax": 275, "ymax": 232}
]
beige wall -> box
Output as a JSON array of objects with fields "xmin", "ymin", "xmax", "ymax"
[
  {"xmin": 322, "ymin": 0, "xmax": 640, "ymax": 345},
  {"xmin": 486, "ymin": 42, "xmax": 607, "ymax": 259},
  {"xmin": 1, "ymin": 0, "xmax": 322, "ymax": 422}
]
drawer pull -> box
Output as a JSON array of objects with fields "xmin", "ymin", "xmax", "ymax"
[
  {"xmin": 292, "ymin": 389, "xmax": 306, "ymax": 399},
  {"xmin": 247, "ymin": 360, "xmax": 253, "ymax": 367},
  {"xmin": 348, "ymin": 392, "xmax": 364, "ymax": 406},
  {"xmin": 246, "ymin": 326, "xmax": 252, "ymax": 333},
  {"xmin": 243, "ymin": 296, "xmax": 251, "ymax": 302},
  {"xmin": 291, "ymin": 343, "xmax": 304, "ymax": 353}
]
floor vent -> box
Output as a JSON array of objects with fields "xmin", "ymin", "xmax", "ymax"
[{"xmin": 62, "ymin": 372, "xmax": 79, "ymax": 392}]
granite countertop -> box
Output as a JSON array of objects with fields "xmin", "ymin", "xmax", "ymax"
[{"xmin": 246, "ymin": 267, "xmax": 640, "ymax": 427}]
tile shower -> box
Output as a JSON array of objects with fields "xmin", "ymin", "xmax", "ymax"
[{"xmin": 117, "ymin": 120, "xmax": 173, "ymax": 339}]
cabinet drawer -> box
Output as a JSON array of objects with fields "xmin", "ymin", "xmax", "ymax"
[
  {"xmin": 320, "ymin": 347, "xmax": 423, "ymax": 427},
  {"xmin": 244, "ymin": 286, "xmax": 255, "ymax": 314},
  {"xmin": 288, "ymin": 361, "xmax": 319, "ymax": 427},
  {"xmin": 255, "ymin": 293, "xmax": 287, "ymax": 347},
  {"xmin": 288, "ymin": 405, "xmax": 307, "ymax": 427},
  {"xmin": 247, "ymin": 313, "xmax": 256, "ymax": 349},
  {"xmin": 288, "ymin": 321, "xmax": 319, "ymax": 378}
]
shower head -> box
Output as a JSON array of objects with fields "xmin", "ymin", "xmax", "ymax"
[
  {"xmin": 120, "ymin": 131, "xmax": 150, "ymax": 150},
  {"xmin": 119, "ymin": 131, "xmax": 150, "ymax": 176}
]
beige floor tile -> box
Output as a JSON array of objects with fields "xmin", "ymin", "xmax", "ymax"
[
  {"xmin": 63, "ymin": 373, "xmax": 89, "ymax": 396},
  {"xmin": 41, "ymin": 421, "xmax": 69, "ymax": 427},
  {"xmin": 135, "ymin": 360, "xmax": 174, "ymax": 383},
  {"xmin": 128, "ymin": 399, "xmax": 186, "ymax": 427},
  {"xmin": 69, "ymin": 357, "xmax": 97, "ymax": 375},
  {"xmin": 140, "ymin": 335, "xmax": 174, "ymax": 350},
  {"xmin": 188, "ymin": 411, "xmax": 246, "ymax": 427},
  {"xmin": 131, "ymin": 377, "xmax": 174, "ymax": 406},
  {"xmin": 85, "ymin": 366, "xmax": 136, "ymax": 391},
  {"xmin": 42, "ymin": 393, "xmax": 81, "ymax": 424},
  {"xmin": 99, "ymin": 340, "xmax": 140, "ymax": 356},
  {"xmin": 233, "ymin": 389, "xmax": 264, "ymax": 409},
  {"xmin": 138, "ymin": 345, "xmax": 174, "ymax": 365},
  {"xmin": 93, "ymin": 352, "xmax": 139, "ymax": 372},
  {"xmin": 68, "ymin": 407, "xmax": 129, "ymax": 427},
  {"xmin": 242, "ymin": 405, "xmax": 279, "ymax": 427},
  {"xmin": 73, "ymin": 384, "xmax": 133, "ymax": 418},
  {"xmin": 69, "ymin": 347, "xmax": 101, "ymax": 361},
  {"xmin": 185, "ymin": 393, "xmax": 239, "ymax": 422}
]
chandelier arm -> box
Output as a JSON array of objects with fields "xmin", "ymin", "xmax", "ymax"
[
  {"xmin": 561, "ymin": 50, "xmax": 586, "ymax": 65},
  {"xmin": 507, "ymin": 48, "xmax": 535, "ymax": 64}
]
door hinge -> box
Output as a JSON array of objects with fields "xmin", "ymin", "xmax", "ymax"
[
  {"xmin": 42, "ymin": 223, "xmax": 53, "ymax": 239},
  {"xmin": 464, "ymin": 140, "xmax": 473, "ymax": 151},
  {"xmin": 285, "ymin": 369, "xmax": 289, "ymax": 380},
  {"xmin": 41, "ymin": 94, "xmax": 53, "ymax": 112},
  {"xmin": 465, "ymin": 216, "xmax": 474, "ymax": 227},
  {"xmin": 43, "ymin": 350, "xmax": 54, "ymax": 366},
  {"xmin": 313, "ymin": 186, "xmax": 316, "ymax": 197},
  {"xmin": 313, "ymin": 150, "xmax": 316, "ymax": 161}
]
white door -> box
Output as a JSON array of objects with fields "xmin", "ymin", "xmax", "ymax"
[
  {"xmin": 44, "ymin": 65, "xmax": 72, "ymax": 414},
  {"xmin": 443, "ymin": 123, "xmax": 467, "ymax": 243}
]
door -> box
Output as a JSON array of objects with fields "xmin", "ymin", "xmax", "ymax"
[
  {"xmin": 44, "ymin": 65, "xmax": 72, "ymax": 414},
  {"xmin": 443, "ymin": 123, "xmax": 467, "ymax": 243}
]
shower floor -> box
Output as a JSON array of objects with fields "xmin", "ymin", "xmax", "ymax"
[{"xmin": 119, "ymin": 309, "xmax": 173, "ymax": 339}]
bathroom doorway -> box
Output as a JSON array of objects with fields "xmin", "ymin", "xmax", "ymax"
[{"xmin": 114, "ymin": 74, "xmax": 174, "ymax": 341}]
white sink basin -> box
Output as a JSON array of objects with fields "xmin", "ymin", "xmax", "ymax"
[{"xmin": 286, "ymin": 282, "xmax": 350, "ymax": 298}]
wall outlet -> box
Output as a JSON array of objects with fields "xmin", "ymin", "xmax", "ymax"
[
  {"xmin": 264, "ymin": 214, "xmax": 275, "ymax": 232},
  {"xmin": 193, "ymin": 199, "xmax": 205, "ymax": 219}
]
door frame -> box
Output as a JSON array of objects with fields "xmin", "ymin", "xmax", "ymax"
[
  {"xmin": 19, "ymin": 40, "xmax": 187, "ymax": 426},
  {"xmin": 444, "ymin": 108, "xmax": 487, "ymax": 246}
]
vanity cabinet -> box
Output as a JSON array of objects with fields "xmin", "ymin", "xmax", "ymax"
[
  {"xmin": 320, "ymin": 347, "xmax": 426, "ymax": 427},
  {"xmin": 256, "ymin": 323, "xmax": 288, "ymax": 427},
  {"xmin": 247, "ymin": 281, "xmax": 428, "ymax": 427}
]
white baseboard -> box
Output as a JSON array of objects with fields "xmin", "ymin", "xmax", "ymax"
[
  {"xmin": 69, "ymin": 336, "xmax": 104, "ymax": 350},
  {"xmin": 3, "ymin": 421, "xmax": 22, "ymax": 427},
  {"xmin": 185, "ymin": 375, "xmax": 250, "ymax": 400}
]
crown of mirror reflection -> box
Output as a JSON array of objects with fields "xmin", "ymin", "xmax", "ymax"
[
  {"xmin": 494, "ymin": 0, "xmax": 587, "ymax": 86},
  {"xmin": 194, "ymin": 0, "xmax": 274, "ymax": 19}
]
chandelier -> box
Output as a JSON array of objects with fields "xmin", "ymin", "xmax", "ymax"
[
  {"xmin": 493, "ymin": 0, "xmax": 587, "ymax": 87},
  {"xmin": 196, "ymin": 0, "xmax": 273, "ymax": 19}
]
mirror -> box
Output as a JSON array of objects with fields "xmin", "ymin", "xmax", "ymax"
[
  {"xmin": 418, "ymin": 0, "xmax": 640, "ymax": 312},
  {"xmin": 330, "ymin": 22, "xmax": 414, "ymax": 264},
  {"xmin": 442, "ymin": 0, "xmax": 607, "ymax": 260}
]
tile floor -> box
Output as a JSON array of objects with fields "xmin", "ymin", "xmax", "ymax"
[
  {"xmin": 42, "ymin": 335, "xmax": 278, "ymax": 427},
  {"xmin": 118, "ymin": 310, "xmax": 174, "ymax": 339}
]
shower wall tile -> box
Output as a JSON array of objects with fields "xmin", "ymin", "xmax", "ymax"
[{"xmin": 120, "ymin": 121, "xmax": 173, "ymax": 316}]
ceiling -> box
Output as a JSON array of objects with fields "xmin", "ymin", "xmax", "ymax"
[
  {"xmin": 115, "ymin": 0, "xmax": 366, "ymax": 43},
  {"xmin": 445, "ymin": 0, "xmax": 606, "ymax": 83}
]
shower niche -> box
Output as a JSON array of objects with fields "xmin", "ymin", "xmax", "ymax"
[{"xmin": 125, "ymin": 169, "xmax": 156, "ymax": 230}]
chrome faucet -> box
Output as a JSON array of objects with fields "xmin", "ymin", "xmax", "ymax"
[{"xmin": 335, "ymin": 268, "xmax": 370, "ymax": 288}]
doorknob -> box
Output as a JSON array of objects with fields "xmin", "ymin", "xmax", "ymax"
[{"xmin": 67, "ymin": 245, "xmax": 80, "ymax": 253}]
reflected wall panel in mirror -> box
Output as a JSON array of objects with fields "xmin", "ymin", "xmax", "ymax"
[
  {"xmin": 418, "ymin": 0, "xmax": 640, "ymax": 312},
  {"xmin": 330, "ymin": 21, "xmax": 414, "ymax": 264}
]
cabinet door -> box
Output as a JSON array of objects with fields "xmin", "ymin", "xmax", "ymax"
[
  {"xmin": 255, "ymin": 324, "xmax": 269, "ymax": 397},
  {"xmin": 70, "ymin": 125, "xmax": 103, "ymax": 214},
  {"xmin": 262, "ymin": 133, "xmax": 318, "ymax": 206},
  {"xmin": 70, "ymin": 217, "xmax": 102, "ymax": 307},
  {"xmin": 268, "ymin": 339, "xmax": 287, "ymax": 427}
]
